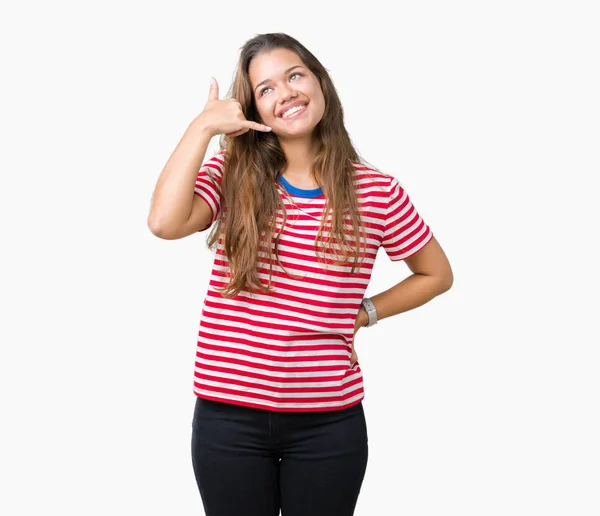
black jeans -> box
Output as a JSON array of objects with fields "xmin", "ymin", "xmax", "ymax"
[{"xmin": 191, "ymin": 396, "xmax": 369, "ymax": 516}]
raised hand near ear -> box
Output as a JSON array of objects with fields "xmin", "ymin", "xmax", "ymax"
[{"xmin": 192, "ymin": 77, "xmax": 272, "ymax": 138}]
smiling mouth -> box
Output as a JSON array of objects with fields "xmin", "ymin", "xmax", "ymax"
[{"xmin": 280, "ymin": 104, "xmax": 308, "ymax": 119}]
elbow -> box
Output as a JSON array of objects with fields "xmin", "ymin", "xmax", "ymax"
[
  {"xmin": 426, "ymin": 267, "xmax": 453, "ymax": 295},
  {"xmin": 441, "ymin": 277, "xmax": 453, "ymax": 293},
  {"xmin": 439, "ymin": 270, "xmax": 454, "ymax": 293},
  {"xmin": 147, "ymin": 215, "xmax": 175, "ymax": 240},
  {"xmin": 147, "ymin": 214, "xmax": 163, "ymax": 238}
]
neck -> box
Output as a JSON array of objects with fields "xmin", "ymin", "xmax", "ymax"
[{"xmin": 278, "ymin": 136, "xmax": 321, "ymax": 187}]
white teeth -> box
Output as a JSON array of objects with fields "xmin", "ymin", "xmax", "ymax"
[{"xmin": 282, "ymin": 104, "xmax": 306, "ymax": 118}]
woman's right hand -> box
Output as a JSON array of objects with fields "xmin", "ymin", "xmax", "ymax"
[{"xmin": 192, "ymin": 77, "xmax": 272, "ymax": 138}]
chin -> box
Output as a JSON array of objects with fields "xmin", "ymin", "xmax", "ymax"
[{"xmin": 277, "ymin": 121, "xmax": 319, "ymax": 137}]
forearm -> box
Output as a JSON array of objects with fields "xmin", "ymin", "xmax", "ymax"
[
  {"xmin": 147, "ymin": 121, "xmax": 213, "ymax": 234},
  {"xmin": 356, "ymin": 273, "xmax": 451, "ymax": 329}
]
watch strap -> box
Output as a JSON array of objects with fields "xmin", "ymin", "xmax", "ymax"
[{"xmin": 361, "ymin": 297, "xmax": 378, "ymax": 327}]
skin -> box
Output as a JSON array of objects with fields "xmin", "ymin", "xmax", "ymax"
[
  {"xmin": 247, "ymin": 48, "xmax": 454, "ymax": 366},
  {"xmin": 150, "ymin": 50, "xmax": 453, "ymax": 397},
  {"xmin": 249, "ymin": 48, "xmax": 325, "ymax": 189},
  {"xmin": 248, "ymin": 48, "xmax": 366, "ymax": 363}
]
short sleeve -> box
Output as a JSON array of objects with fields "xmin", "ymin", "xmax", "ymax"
[
  {"xmin": 194, "ymin": 151, "xmax": 225, "ymax": 232},
  {"xmin": 381, "ymin": 177, "xmax": 434, "ymax": 261}
]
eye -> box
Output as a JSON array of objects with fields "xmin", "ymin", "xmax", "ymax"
[{"xmin": 259, "ymin": 73, "xmax": 303, "ymax": 97}]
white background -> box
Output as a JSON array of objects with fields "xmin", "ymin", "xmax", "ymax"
[{"xmin": 2, "ymin": 0, "xmax": 599, "ymax": 514}]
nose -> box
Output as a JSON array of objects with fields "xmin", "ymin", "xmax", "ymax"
[{"xmin": 278, "ymin": 84, "xmax": 297, "ymax": 104}]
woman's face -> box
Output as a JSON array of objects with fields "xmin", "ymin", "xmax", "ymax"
[{"xmin": 249, "ymin": 48, "xmax": 325, "ymax": 139}]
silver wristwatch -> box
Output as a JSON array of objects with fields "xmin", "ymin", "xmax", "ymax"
[{"xmin": 361, "ymin": 297, "xmax": 378, "ymax": 327}]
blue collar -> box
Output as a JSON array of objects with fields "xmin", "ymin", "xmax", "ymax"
[{"xmin": 277, "ymin": 173, "xmax": 323, "ymax": 198}]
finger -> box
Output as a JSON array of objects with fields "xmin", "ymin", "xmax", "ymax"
[
  {"xmin": 244, "ymin": 120, "xmax": 272, "ymax": 132},
  {"xmin": 225, "ymin": 127, "xmax": 249, "ymax": 138},
  {"xmin": 207, "ymin": 77, "xmax": 219, "ymax": 101}
]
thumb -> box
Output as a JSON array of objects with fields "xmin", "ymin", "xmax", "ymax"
[{"xmin": 208, "ymin": 77, "xmax": 219, "ymax": 101}]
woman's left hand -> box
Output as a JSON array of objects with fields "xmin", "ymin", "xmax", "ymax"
[
  {"xmin": 350, "ymin": 343, "xmax": 358, "ymax": 366},
  {"xmin": 351, "ymin": 307, "xmax": 367, "ymax": 366}
]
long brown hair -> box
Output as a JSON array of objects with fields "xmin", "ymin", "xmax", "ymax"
[{"xmin": 206, "ymin": 32, "xmax": 368, "ymax": 298}]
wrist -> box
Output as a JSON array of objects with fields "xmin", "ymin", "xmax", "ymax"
[
  {"xmin": 189, "ymin": 115, "xmax": 215, "ymax": 139},
  {"xmin": 360, "ymin": 297, "xmax": 379, "ymax": 327},
  {"xmin": 358, "ymin": 306, "xmax": 369, "ymax": 328}
]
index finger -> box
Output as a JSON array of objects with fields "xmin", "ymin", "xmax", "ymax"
[{"xmin": 244, "ymin": 121, "xmax": 272, "ymax": 132}]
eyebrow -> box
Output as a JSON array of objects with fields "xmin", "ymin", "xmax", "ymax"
[{"xmin": 254, "ymin": 65, "xmax": 305, "ymax": 92}]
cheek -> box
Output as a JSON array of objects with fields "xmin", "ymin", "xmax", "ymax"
[
  {"xmin": 309, "ymin": 85, "xmax": 325, "ymax": 109},
  {"xmin": 312, "ymin": 91, "xmax": 326, "ymax": 117},
  {"xmin": 257, "ymin": 101, "xmax": 275, "ymax": 121}
]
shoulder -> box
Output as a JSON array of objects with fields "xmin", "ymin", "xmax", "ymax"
[
  {"xmin": 350, "ymin": 158, "xmax": 399, "ymax": 194},
  {"xmin": 201, "ymin": 148, "xmax": 228, "ymax": 175},
  {"xmin": 207, "ymin": 148, "xmax": 228, "ymax": 166}
]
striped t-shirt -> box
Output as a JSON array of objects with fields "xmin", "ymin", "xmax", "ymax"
[{"xmin": 192, "ymin": 150, "xmax": 433, "ymax": 412}]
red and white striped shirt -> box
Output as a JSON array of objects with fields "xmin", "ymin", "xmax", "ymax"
[{"xmin": 192, "ymin": 150, "xmax": 433, "ymax": 412}]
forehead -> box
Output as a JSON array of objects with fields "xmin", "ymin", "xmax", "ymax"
[{"xmin": 248, "ymin": 48, "xmax": 305, "ymax": 86}]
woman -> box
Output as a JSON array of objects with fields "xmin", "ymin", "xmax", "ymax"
[{"xmin": 148, "ymin": 32, "xmax": 453, "ymax": 516}]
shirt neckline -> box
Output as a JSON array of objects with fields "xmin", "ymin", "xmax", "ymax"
[{"xmin": 277, "ymin": 172, "xmax": 324, "ymax": 198}]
